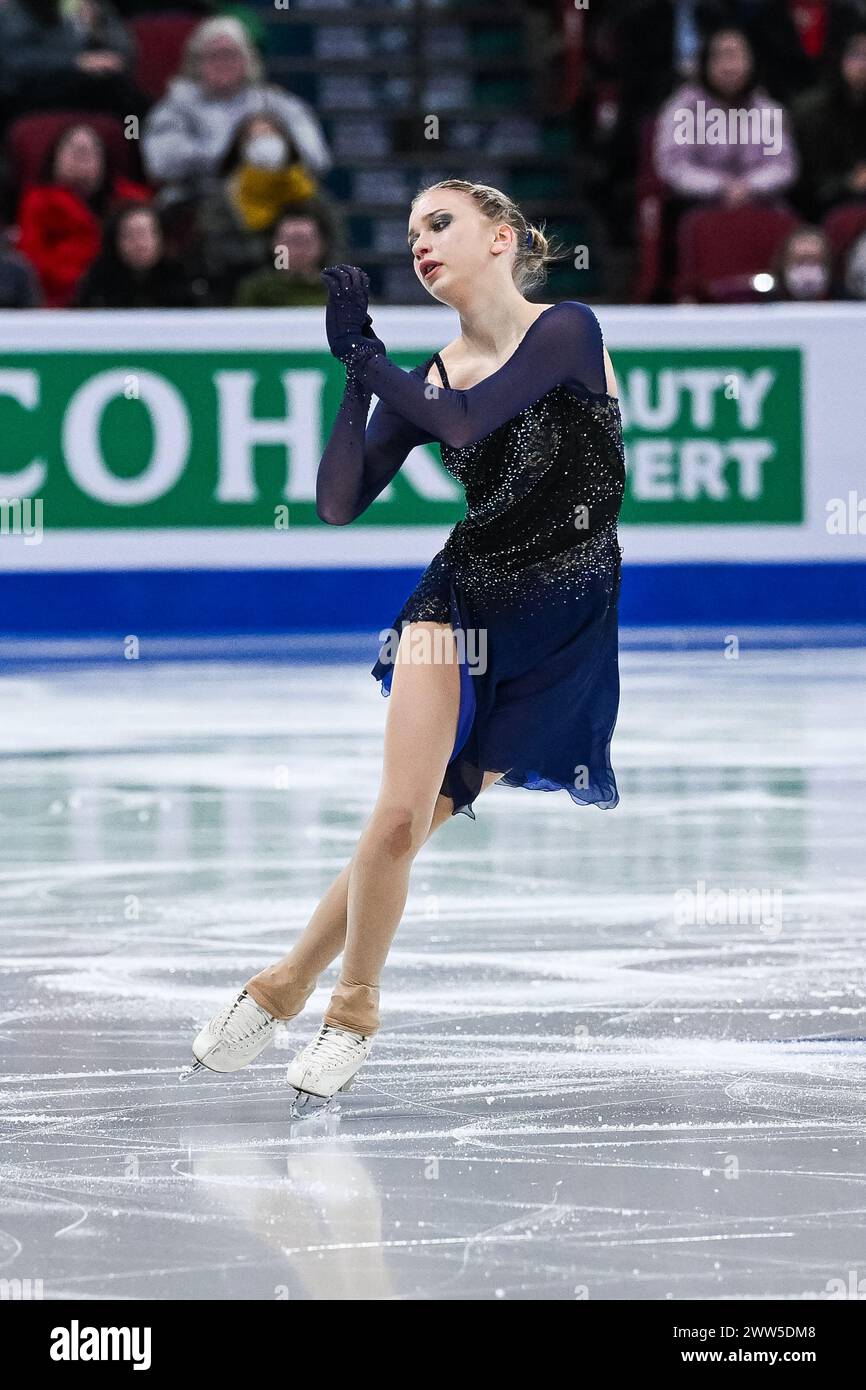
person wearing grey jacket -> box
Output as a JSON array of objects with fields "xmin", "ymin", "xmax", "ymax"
[{"xmin": 142, "ymin": 16, "xmax": 332, "ymax": 209}]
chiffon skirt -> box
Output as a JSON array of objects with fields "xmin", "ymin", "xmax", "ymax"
[{"xmin": 370, "ymin": 548, "xmax": 621, "ymax": 819}]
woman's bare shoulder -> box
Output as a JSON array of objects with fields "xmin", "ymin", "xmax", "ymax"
[
  {"xmin": 425, "ymin": 336, "xmax": 461, "ymax": 389},
  {"xmin": 603, "ymin": 344, "xmax": 619, "ymax": 399},
  {"xmin": 427, "ymin": 305, "xmax": 557, "ymax": 389}
]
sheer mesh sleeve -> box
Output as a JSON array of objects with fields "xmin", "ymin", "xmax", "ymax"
[
  {"xmin": 337, "ymin": 301, "xmax": 607, "ymax": 452},
  {"xmin": 316, "ymin": 362, "xmax": 438, "ymax": 525}
]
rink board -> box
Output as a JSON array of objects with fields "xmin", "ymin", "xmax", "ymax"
[{"xmin": 0, "ymin": 305, "xmax": 864, "ymax": 633}]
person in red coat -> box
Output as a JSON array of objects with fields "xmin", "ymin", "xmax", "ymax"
[{"xmin": 17, "ymin": 123, "xmax": 150, "ymax": 307}]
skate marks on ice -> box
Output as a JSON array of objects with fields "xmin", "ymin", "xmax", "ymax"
[{"xmin": 0, "ymin": 652, "xmax": 865, "ymax": 1299}]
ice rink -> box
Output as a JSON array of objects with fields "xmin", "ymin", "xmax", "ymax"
[{"xmin": 1, "ymin": 644, "xmax": 865, "ymax": 1301}]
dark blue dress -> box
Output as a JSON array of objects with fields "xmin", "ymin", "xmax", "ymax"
[{"xmin": 316, "ymin": 301, "xmax": 626, "ymax": 819}]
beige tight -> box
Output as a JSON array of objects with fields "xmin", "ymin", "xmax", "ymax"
[{"xmin": 244, "ymin": 622, "xmax": 504, "ymax": 1036}]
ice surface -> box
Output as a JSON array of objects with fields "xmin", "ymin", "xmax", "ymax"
[{"xmin": 1, "ymin": 650, "xmax": 864, "ymax": 1300}]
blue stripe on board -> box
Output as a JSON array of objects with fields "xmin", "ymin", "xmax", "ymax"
[{"xmin": 1, "ymin": 563, "xmax": 865, "ymax": 637}]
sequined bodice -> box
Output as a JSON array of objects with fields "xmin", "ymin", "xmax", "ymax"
[
  {"xmin": 438, "ymin": 380, "xmax": 626, "ymax": 599},
  {"xmin": 317, "ymin": 297, "xmax": 626, "ymax": 547}
]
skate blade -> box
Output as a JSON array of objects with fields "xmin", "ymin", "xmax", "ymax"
[
  {"xmin": 178, "ymin": 1058, "xmax": 210, "ymax": 1081},
  {"xmin": 288, "ymin": 1077, "xmax": 355, "ymax": 1118},
  {"xmin": 289, "ymin": 1089, "xmax": 335, "ymax": 1119}
]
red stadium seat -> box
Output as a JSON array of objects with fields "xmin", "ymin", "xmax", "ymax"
[
  {"xmin": 822, "ymin": 201, "xmax": 866, "ymax": 274},
  {"xmin": 7, "ymin": 112, "xmax": 135, "ymax": 195},
  {"xmin": 130, "ymin": 14, "xmax": 202, "ymax": 102},
  {"xmin": 676, "ymin": 203, "xmax": 802, "ymax": 302}
]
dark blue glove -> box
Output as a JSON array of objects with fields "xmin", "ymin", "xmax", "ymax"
[{"xmin": 320, "ymin": 264, "xmax": 386, "ymax": 364}]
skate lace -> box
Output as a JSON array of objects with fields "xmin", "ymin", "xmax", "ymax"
[
  {"xmin": 216, "ymin": 993, "xmax": 273, "ymax": 1049},
  {"xmin": 307, "ymin": 1026, "xmax": 364, "ymax": 1068}
]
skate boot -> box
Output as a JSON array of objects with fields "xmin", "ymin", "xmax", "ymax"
[
  {"xmin": 182, "ymin": 989, "xmax": 281, "ymax": 1078},
  {"xmin": 285, "ymin": 1023, "xmax": 374, "ymax": 1113}
]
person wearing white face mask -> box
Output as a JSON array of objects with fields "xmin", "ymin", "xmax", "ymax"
[
  {"xmin": 770, "ymin": 226, "xmax": 835, "ymax": 301},
  {"xmin": 226, "ymin": 117, "xmax": 317, "ymax": 230},
  {"xmin": 194, "ymin": 114, "xmax": 324, "ymax": 305},
  {"xmin": 142, "ymin": 16, "xmax": 332, "ymax": 211},
  {"xmin": 242, "ymin": 131, "xmax": 289, "ymax": 172}
]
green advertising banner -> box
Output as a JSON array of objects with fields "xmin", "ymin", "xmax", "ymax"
[
  {"xmin": 617, "ymin": 348, "xmax": 803, "ymax": 524},
  {"xmin": 0, "ymin": 345, "xmax": 802, "ymax": 529}
]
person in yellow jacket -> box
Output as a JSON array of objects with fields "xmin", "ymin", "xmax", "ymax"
[
  {"xmin": 196, "ymin": 114, "xmax": 321, "ymax": 304},
  {"xmin": 226, "ymin": 116, "xmax": 318, "ymax": 231}
]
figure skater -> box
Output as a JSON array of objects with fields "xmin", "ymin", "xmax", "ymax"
[{"xmin": 185, "ymin": 179, "xmax": 626, "ymax": 1107}]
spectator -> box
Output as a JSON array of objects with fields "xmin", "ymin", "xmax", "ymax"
[
  {"xmin": 793, "ymin": 26, "xmax": 866, "ymax": 221},
  {"xmin": 142, "ymin": 17, "xmax": 332, "ymax": 210},
  {"xmin": 0, "ymin": 0, "xmax": 143, "ymax": 122},
  {"xmin": 769, "ymin": 225, "xmax": 835, "ymax": 300},
  {"xmin": 195, "ymin": 113, "xmax": 319, "ymax": 304},
  {"xmin": 708, "ymin": 0, "xmax": 866, "ymax": 104},
  {"xmin": 0, "ymin": 232, "xmax": 41, "ymax": 306},
  {"xmin": 17, "ymin": 123, "xmax": 150, "ymax": 307},
  {"xmin": 648, "ymin": 26, "xmax": 797, "ymax": 299},
  {"xmin": 75, "ymin": 202, "xmax": 200, "ymax": 306},
  {"xmin": 594, "ymin": 1, "xmax": 727, "ymax": 245},
  {"xmin": 234, "ymin": 201, "xmax": 338, "ymax": 308},
  {"xmin": 654, "ymin": 26, "xmax": 798, "ymax": 205},
  {"xmin": 843, "ymin": 227, "xmax": 866, "ymax": 297}
]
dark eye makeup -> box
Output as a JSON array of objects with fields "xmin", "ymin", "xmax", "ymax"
[{"xmin": 408, "ymin": 214, "xmax": 451, "ymax": 248}]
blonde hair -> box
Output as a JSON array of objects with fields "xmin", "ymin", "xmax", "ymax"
[
  {"xmin": 411, "ymin": 178, "xmax": 568, "ymax": 293},
  {"xmin": 183, "ymin": 17, "xmax": 264, "ymax": 87}
]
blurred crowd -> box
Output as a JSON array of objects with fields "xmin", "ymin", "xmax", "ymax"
[
  {"xmin": 581, "ymin": 0, "xmax": 866, "ymax": 300},
  {"xmin": 1, "ymin": 0, "xmax": 866, "ymax": 307},
  {"xmin": 0, "ymin": 1, "xmax": 343, "ymax": 309}
]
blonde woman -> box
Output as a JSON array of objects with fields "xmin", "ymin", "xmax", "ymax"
[
  {"xmin": 187, "ymin": 180, "xmax": 625, "ymax": 1108},
  {"xmin": 142, "ymin": 16, "xmax": 331, "ymax": 208}
]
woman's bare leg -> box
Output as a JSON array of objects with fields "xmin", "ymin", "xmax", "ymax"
[
  {"xmin": 321, "ymin": 621, "xmax": 473, "ymax": 1035},
  {"xmin": 242, "ymin": 793, "xmax": 472, "ymax": 1021},
  {"xmin": 245, "ymin": 624, "xmax": 504, "ymax": 1025}
]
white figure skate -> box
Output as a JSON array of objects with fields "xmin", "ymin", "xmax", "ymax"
[
  {"xmin": 285, "ymin": 1023, "xmax": 374, "ymax": 1114},
  {"xmin": 182, "ymin": 989, "xmax": 281, "ymax": 1078}
]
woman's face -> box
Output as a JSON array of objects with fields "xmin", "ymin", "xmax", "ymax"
[
  {"xmin": 786, "ymin": 231, "xmax": 826, "ymax": 267},
  {"xmin": 199, "ymin": 37, "xmax": 247, "ymax": 96},
  {"xmin": 782, "ymin": 231, "xmax": 831, "ymax": 299},
  {"xmin": 244, "ymin": 117, "xmax": 280, "ymax": 143},
  {"xmin": 707, "ymin": 31, "xmax": 753, "ymax": 97},
  {"xmin": 54, "ymin": 126, "xmax": 104, "ymax": 192},
  {"xmin": 117, "ymin": 210, "xmax": 162, "ymax": 271},
  {"xmin": 274, "ymin": 216, "xmax": 322, "ymax": 272},
  {"xmin": 240, "ymin": 116, "xmax": 288, "ymax": 170},
  {"xmin": 408, "ymin": 190, "xmax": 514, "ymax": 304}
]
